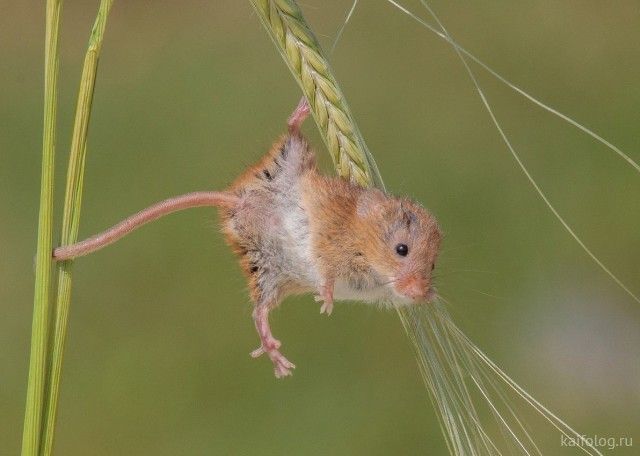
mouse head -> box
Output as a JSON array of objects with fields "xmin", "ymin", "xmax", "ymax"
[{"xmin": 357, "ymin": 189, "xmax": 441, "ymax": 304}]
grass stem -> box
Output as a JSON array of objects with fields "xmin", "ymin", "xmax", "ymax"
[
  {"xmin": 40, "ymin": 1, "xmax": 114, "ymax": 454},
  {"xmin": 21, "ymin": 1, "xmax": 63, "ymax": 454}
]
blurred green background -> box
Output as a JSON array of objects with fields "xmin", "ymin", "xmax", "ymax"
[{"xmin": 1, "ymin": 0, "xmax": 639, "ymax": 454}]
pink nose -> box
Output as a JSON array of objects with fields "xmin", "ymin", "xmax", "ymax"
[{"xmin": 396, "ymin": 275, "xmax": 429, "ymax": 301}]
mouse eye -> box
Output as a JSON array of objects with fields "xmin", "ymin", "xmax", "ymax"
[
  {"xmin": 395, "ymin": 244, "xmax": 409, "ymax": 256},
  {"xmin": 431, "ymin": 263, "xmax": 436, "ymax": 271}
]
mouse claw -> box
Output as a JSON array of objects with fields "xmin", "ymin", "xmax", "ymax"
[
  {"xmin": 252, "ymin": 346, "xmax": 296, "ymax": 377},
  {"xmin": 253, "ymin": 347, "xmax": 295, "ymax": 378},
  {"xmin": 251, "ymin": 339, "xmax": 296, "ymax": 378},
  {"xmin": 315, "ymin": 294, "xmax": 333, "ymax": 315},
  {"xmin": 316, "ymin": 281, "xmax": 334, "ymax": 316},
  {"xmin": 271, "ymin": 351, "xmax": 296, "ymax": 378},
  {"xmin": 275, "ymin": 365, "xmax": 294, "ymax": 378},
  {"xmin": 320, "ymin": 300, "xmax": 333, "ymax": 316}
]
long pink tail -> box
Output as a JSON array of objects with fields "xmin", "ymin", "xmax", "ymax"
[{"xmin": 53, "ymin": 191, "xmax": 238, "ymax": 261}]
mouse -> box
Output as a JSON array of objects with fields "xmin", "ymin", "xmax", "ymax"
[{"xmin": 53, "ymin": 99, "xmax": 442, "ymax": 378}]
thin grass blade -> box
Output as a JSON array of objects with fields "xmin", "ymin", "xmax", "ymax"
[{"xmin": 383, "ymin": 0, "xmax": 640, "ymax": 174}]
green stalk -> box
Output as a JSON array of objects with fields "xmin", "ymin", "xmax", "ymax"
[
  {"xmin": 249, "ymin": 0, "xmax": 384, "ymax": 190},
  {"xmin": 41, "ymin": 1, "xmax": 114, "ymax": 454},
  {"xmin": 21, "ymin": 1, "xmax": 63, "ymax": 455}
]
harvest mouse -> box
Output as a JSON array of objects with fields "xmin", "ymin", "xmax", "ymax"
[{"xmin": 54, "ymin": 99, "xmax": 442, "ymax": 378}]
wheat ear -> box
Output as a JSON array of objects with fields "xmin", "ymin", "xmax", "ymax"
[{"xmin": 249, "ymin": 0, "xmax": 384, "ymax": 190}]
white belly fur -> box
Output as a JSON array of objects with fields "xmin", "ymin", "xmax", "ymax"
[
  {"xmin": 278, "ymin": 189, "xmax": 320, "ymax": 287},
  {"xmin": 333, "ymin": 279, "xmax": 395, "ymax": 305}
]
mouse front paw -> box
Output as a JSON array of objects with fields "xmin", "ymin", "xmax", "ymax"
[
  {"xmin": 314, "ymin": 282, "xmax": 334, "ymax": 316},
  {"xmin": 314, "ymin": 296, "xmax": 333, "ymax": 315}
]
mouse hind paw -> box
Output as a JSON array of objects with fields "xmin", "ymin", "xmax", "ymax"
[
  {"xmin": 270, "ymin": 350, "xmax": 296, "ymax": 378},
  {"xmin": 250, "ymin": 345, "xmax": 296, "ymax": 378}
]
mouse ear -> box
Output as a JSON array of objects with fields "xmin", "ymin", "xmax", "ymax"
[{"xmin": 356, "ymin": 188, "xmax": 387, "ymax": 218}]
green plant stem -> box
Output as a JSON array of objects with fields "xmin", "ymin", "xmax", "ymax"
[
  {"xmin": 21, "ymin": 1, "xmax": 63, "ymax": 455},
  {"xmin": 40, "ymin": 1, "xmax": 114, "ymax": 454}
]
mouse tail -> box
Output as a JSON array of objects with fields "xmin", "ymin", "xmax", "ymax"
[{"xmin": 53, "ymin": 191, "xmax": 239, "ymax": 261}]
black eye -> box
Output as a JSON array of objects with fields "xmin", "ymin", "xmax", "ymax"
[
  {"xmin": 395, "ymin": 244, "xmax": 409, "ymax": 256},
  {"xmin": 431, "ymin": 263, "xmax": 436, "ymax": 271}
]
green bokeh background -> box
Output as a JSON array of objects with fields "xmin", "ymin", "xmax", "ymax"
[{"xmin": 1, "ymin": 1, "xmax": 638, "ymax": 454}]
